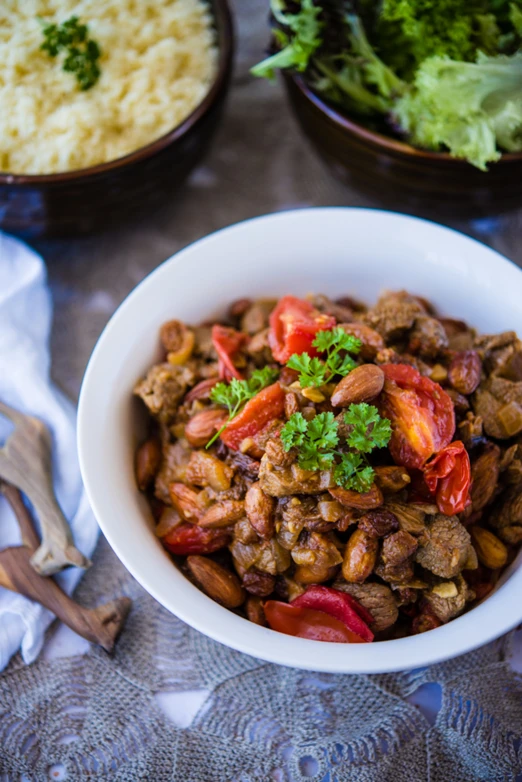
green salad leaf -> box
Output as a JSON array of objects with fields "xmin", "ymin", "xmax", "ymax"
[
  {"xmin": 394, "ymin": 51, "xmax": 522, "ymax": 169},
  {"xmin": 251, "ymin": 0, "xmax": 324, "ymax": 79},
  {"xmin": 252, "ymin": 0, "xmax": 522, "ymax": 168}
]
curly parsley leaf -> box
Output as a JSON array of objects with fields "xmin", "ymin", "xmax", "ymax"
[
  {"xmin": 280, "ymin": 411, "xmax": 308, "ymax": 450},
  {"xmin": 312, "ymin": 327, "xmax": 361, "ymax": 356},
  {"xmin": 280, "ymin": 403, "xmax": 392, "ymax": 492},
  {"xmin": 281, "ymin": 411, "xmax": 339, "ymax": 471},
  {"xmin": 251, "ymin": 0, "xmax": 324, "ymax": 80},
  {"xmin": 286, "ymin": 326, "xmax": 362, "ymax": 388},
  {"xmin": 307, "ymin": 412, "xmax": 339, "ymax": 451},
  {"xmin": 287, "ymin": 353, "xmax": 328, "ymax": 388},
  {"xmin": 207, "ymin": 366, "xmax": 279, "ymax": 447},
  {"xmin": 334, "ymin": 452, "xmax": 375, "ymax": 493},
  {"xmin": 344, "ymin": 403, "xmax": 392, "ymax": 453}
]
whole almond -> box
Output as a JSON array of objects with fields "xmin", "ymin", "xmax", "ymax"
[
  {"xmin": 169, "ymin": 483, "xmax": 204, "ymax": 521},
  {"xmin": 470, "ymin": 527, "xmax": 508, "ymax": 569},
  {"xmin": 374, "ymin": 465, "xmax": 411, "ymax": 493},
  {"xmin": 329, "ymin": 483, "xmax": 383, "ymax": 510},
  {"xmin": 184, "ymin": 409, "xmax": 228, "ymax": 447},
  {"xmin": 342, "ymin": 529, "xmax": 378, "ymax": 583},
  {"xmin": 331, "ymin": 364, "xmax": 385, "ymax": 408},
  {"xmin": 186, "ymin": 555, "xmax": 245, "ymax": 608},
  {"xmin": 198, "ymin": 499, "xmax": 245, "ymax": 528},
  {"xmin": 135, "ymin": 438, "xmax": 161, "ymax": 491}
]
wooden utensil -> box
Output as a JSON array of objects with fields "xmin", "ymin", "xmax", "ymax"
[
  {"xmin": 0, "ymin": 400, "xmax": 91, "ymax": 576},
  {"xmin": 0, "ymin": 481, "xmax": 131, "ymax": 652}
]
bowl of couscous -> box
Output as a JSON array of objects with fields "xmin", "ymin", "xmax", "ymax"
[{"xmin": 0, "ymin": 0, "xmax": 233, "ymax": 236}]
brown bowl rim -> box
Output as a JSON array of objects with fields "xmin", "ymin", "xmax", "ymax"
[
  {"xmin": 0, "ymin": 0, "xmax": 234, "ymax": 185},
  {"xmin": 288, "ymin": 71, "xmax": 522, "ymax": 166}
]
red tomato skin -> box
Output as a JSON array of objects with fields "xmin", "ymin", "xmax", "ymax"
[
  {"xmin": 161, "ymin": 523, "xmax": 231, "ymax": 555},
  {"xmin": 379, "ymin": 364, "xmax": 455, "ymax": 470},
  {"xmin": 268, "ymin": 295, "xmax": 336, "ymax": 364},
  {"xmin": 220, "ymin": 383, "xmax": 285, "ymax": 450},
  {"xmin": 264, "ymin": 601, "xmax": 366, "ymax": 643},
  {"xmin": 211, "ymin": 325, "xmax": 248, "ymax": 381},
  {"xmin": 291, "ymin": 585, "xmax": 374, "ymax": 642},
  {"xmin": 423, "ymin": 441, "xmax": 471, "ymax": 515}
]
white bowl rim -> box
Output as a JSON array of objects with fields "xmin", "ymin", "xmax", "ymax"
[{"xmin": 78, "ymin": 207, "xmax": 522, "ymax": 674}]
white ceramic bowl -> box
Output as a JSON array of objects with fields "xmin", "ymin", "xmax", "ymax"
[{"xmin": 78, "ymin": 208, "xmax": 522, "ymax": 673}]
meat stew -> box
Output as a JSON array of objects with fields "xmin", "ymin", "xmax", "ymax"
[{"xmin": 134, "ymin": 291, "xmax": 522, "ymax": 643}]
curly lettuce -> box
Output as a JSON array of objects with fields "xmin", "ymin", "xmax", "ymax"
[
  {"xmin": 251, "ymin": 0, "xmax": 323, "ymax": 80},
  {"xmin": 394, "ymin": 51, "xmax": 522, "ymax": 169},
  {"xmin": 252, "ymin": 1, "xmax": 522, "ymax": 168}
]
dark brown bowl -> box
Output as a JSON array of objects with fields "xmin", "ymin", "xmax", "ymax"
[
  {"xmin": 0, "ymin": 0, "xmax": 233, "ymax": 237},
  {"xmin": 284, "ymin": 72, "xmax": 522, "ymax": 218}
]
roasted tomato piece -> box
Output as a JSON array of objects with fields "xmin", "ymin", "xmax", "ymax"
[
  {"xmin": 161, "ymin": 522, "xmax": 231, "ymax": 555},
  {"xmin": 264, "ymin": 601, "xmax": 366, "ymax": 643},
  {"xmin": 220, "ymin": 382, "xmax": 285, "ymax": 450},
  {"xmin": 268, "ymin": 295, "xmax": 336, "ymax": 364},
  {"xmin": 423, "ymin": 441, "xmax": 471, "ymax": 515},
  {"xmin": 379, "ymin": 364, "xmax": 455, "ymax": 470},
  {"xmin": 291, "ymin": 585, "xmax": 374, "ymax": 642},
  {"xmin": 212, "ymin": 325, "xmax": 248, "ymax": 381}
]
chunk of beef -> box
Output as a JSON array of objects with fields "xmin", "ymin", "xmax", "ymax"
[
  {"xmin": 439, "ymin": 318, "xmax": 475, "ymax": 351},
  {"xmin": 230, "ymin": 538, "xmax": 291, "ymax": 577},
  {"xmin": 473, "ymin": 376, "xmax": 522, "ymax": 439},
  {"xmin": 363, "ymin": 291, "xmax": 425, "ymax": 342},
  {"xmin": 423, "ymin": 575, "xmax": 475, "ymax": 623},
  {"xmin": 457, "ymin": 412, "xmax": 484, "ymax": 449},
  {"xmin": 415, "ymin": 515, "xmax": 471, "ymax": 578},
  {"xmin": 381, "ymin": 530, "xmax": 418, "ymax": 566},
  {"xmin": 408, "ymin": 316, "xmax": 449, "ymax": 359},
  {"xmin": 240, "ymin": 302, "xmax": 270, "ymax": 335},
  {"xmin": 384, "ymin": 502, "xmax": 434, "ymax": 538},
  {"xmin": 374, "ymin": 557, "xmax": 415, "ymax": 585},
  {"xmin": 358, "ymin": 509, "xmax": 399, "ymax": 538},
  {"xmin": 489, "ymin": 484, "xmax": 522, "ymax": 544},
  {"xmin": 291, "ymin": 531, "xmax": 343, "ymax": 583},
  {"xmin": 264, "ymin": 437, "xmax": 296, "ymax": 467},
  {"xmin": 277, "ymin": 497, "xmax": 321, "ymax": 549},
  {"xmin": 154, "ymin": 441, "xmax": 191, "ymax": 504},
  {"xmin": 310, "ymin": 294, "xmax": 355, "ymax": 323},
  {"xmin": 135, "ymin": 363, "xmax": 195, "ymax": 424},
  {"xmin": 259, "ymin": 454, "xmax": 333, "ymax": 497},
  {"xmin": 333, "ymin": 581, "xmax": 399, "ymax": 632}
]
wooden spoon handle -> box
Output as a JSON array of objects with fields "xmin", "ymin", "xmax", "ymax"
[
  {"xmin": 0, "ymin": 547, "xmax": 130, "ymax": 651},
  {"xmin": 0, "ymin": 482, "xmax": 131, "ymax": 651}
]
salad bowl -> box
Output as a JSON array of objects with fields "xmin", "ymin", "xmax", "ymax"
[
  {"xmin": 78, "ymin": 208, "xmax": 522, "ymax": 673},
  {"xmin": 284, "ymin": 73, "xmax": 522, "ymax": 218}
]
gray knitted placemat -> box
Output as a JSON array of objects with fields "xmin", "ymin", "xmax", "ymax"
[{"xmin": 1, "ymin": 536, "xmax": 521, "ymax": 782}]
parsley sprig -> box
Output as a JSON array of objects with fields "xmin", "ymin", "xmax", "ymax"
[
  {"xmin": 281, "ymin": 411, "xmax": 339, "ymax": 470},
  {"xmin": 40, "ymin": 16, "xmax": 101, "ymax": 91},
  {"xmin": 280, "ymin": 403, "xmax": 392, "ymax": 493},
  {"xmin": 287, "ymin": 327, "xmax": 361, "ymax": 388},
  {"xmin": 206, "ymin": 367, "xmax": 279, "ymax": 448}
]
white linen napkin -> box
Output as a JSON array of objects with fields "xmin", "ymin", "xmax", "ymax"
[{"xmin": 0, "ymin": 232, "xmax": 99, "ymax": 671}]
